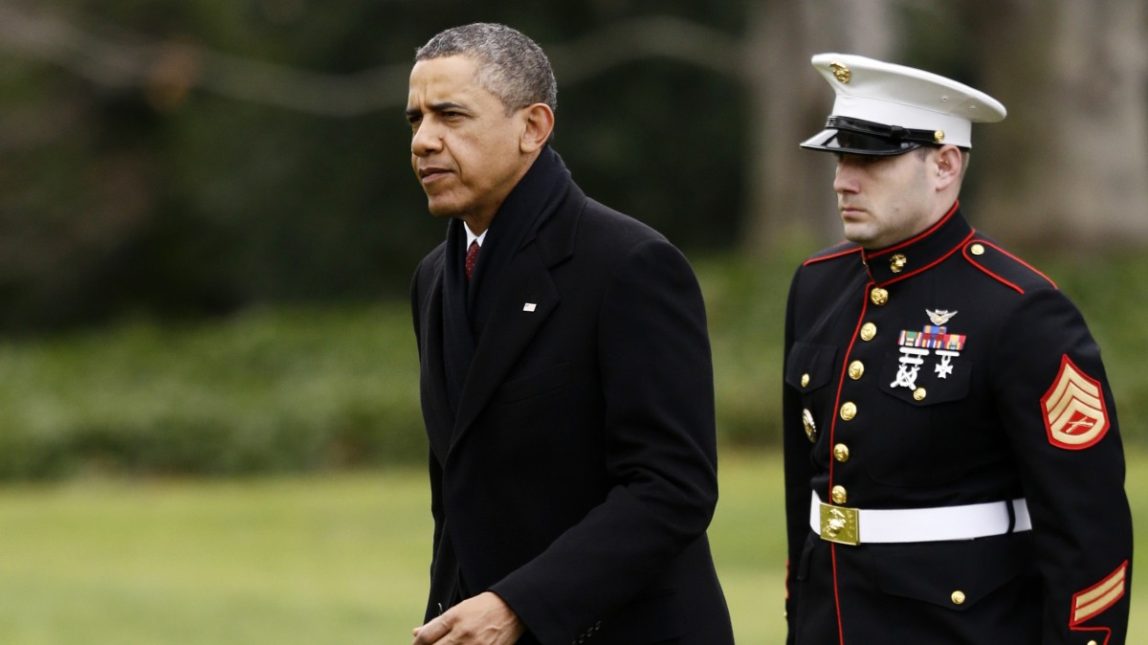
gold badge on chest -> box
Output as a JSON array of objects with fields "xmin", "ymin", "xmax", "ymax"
[{"xmin": 802, "ymin": 408, "xmax": 818, "ymax": 443}]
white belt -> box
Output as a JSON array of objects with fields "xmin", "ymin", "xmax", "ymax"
[{"xmin": 810, "ymin": 492, "xmax": 1031, "ymax": 545}]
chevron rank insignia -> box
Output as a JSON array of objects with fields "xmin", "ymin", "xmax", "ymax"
[
  {"xmin": 1071, "ymin": 561, "xmax": 1127, "ymax": 626},
  {"xmin": 1041, "ymin": 354, "xmax": 1110, "ymax": 450}
]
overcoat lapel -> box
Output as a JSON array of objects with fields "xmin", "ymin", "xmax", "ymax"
[
  {"xmin": 448, "ymin": 182, "xmax": 582, "ymax": 454},
  {"xmin": 417, "ymin": 259, "xmax": 455, "ymax": 462},
  {"xmin": 450, "ymin": 244, "xmax": 559, "ymax": 452}
]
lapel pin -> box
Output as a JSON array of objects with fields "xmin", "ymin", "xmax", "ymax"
[{"xmin": 523, "ymin": 303, "xmax": 537, "ymax": 312}]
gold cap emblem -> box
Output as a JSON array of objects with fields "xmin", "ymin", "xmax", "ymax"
[{"xmin": 830, "ymin": 61, "xmax": 852, "ymax": 84}]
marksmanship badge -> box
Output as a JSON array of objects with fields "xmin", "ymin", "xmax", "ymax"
[
  {"xmin": 890, "ymin": 310, "xmax": 967, "ymax": 391},
  {"xmin": 1041, "ymin": 354, "xmax": 1110, "ymax": 450}
]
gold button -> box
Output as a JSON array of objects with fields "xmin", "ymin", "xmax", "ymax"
[
  {"xmin": 847, "ymin": 360, "xmax": 865, "ymax": 380},
  {"xmin": 950, "ymin": 590, "xmax": 966, "ymax": 605},
  {"xmin": 800, "ymin": 373, "xmax": 811, "ymax": 388},
  {"xmin": 1087, "ymin": 640, "xmax": 1098, "ymax": 645},
  {"xmin": 840, "ymin": 402, "xmax": 857, "ymax": 421},
  {"xmin": 913, "ymin": 387, "xmax": 927, "ymax": 401},
  {"xmin": 870, "ymin": 287, "xmax": 889, "ymax": 306},
  {"xmin": 934, "ymin": 130, "xmax": 946, "ymax": 143},
  {"xmin": 831, "ymin": 485, "xmax": 847, "ymax": 504},
  {"xmin": 859, "ymin": 322, "xmax": 877, "ymax": 342},
  {"xmin": 889, "ymin": 254, "xmax": 907, "ymax": 274},
  {"xmin": 970, "ymin": 243, "xmax": 985, "ymax": 256},
  {"xmin": 833, "ymin": 443, "xmax": 850, "ymax": 462}
]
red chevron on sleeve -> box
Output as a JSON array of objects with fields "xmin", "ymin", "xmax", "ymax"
[
  {"xmin": 1071, "ymin": 561, "xmax": 1128, "ymax": 626},
  {"xmin": 1041, "ymin": 354, "xmax": 1109, "ymax": 450}
]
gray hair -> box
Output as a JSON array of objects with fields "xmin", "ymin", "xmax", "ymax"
[{"xmin": 415, "ymin": 23, "xmax": 558, "ymax": 114}]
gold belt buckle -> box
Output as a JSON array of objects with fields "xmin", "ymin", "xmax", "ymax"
[{"xmin": 819, "ymin": 502, "xmax": 860, "ymax": 545}]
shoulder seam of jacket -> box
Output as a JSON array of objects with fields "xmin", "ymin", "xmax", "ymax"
[{"xmin": 961, "ymin": 237, "xmax": 1058, "ymax": 295}]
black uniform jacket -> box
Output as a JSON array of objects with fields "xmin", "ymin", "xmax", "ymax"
[
  {"xmin": 783, "ymin": 204, "xmax": 1132, "ymax": 644},
  {"xmin": 410, "ymin": 148, "xmax": 733, "ymax": 645}
]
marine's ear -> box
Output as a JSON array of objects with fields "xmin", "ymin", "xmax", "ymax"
[{"xmin": 933, "ymin": 144, "xmax": 964, "ymax": 192}]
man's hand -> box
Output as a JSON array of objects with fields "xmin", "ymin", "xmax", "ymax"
[{"xmin": 411, "ymin": 592, "xmax": 525, "ymax": 645}]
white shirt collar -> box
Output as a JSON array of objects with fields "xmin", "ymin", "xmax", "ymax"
[{"xmin": 464, "ymin": 221, "xmax": 487, "ymax": 248}]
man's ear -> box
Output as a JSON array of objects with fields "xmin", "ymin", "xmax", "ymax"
[
  {"xmin": 934, "ymin": 145, "xmax": 964, "ymax": 192},
  {"xmin": 519, "ymin": 103, "xmax": 555, "ymax": 153}
]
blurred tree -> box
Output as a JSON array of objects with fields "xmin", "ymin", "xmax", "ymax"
[
  {"xmin": 963, "ymin": 0, "xmax": 1148, "ymax": 247},
  {"xmin": 0, "ymin": 0, "xmax": 750, "ymax": 332},
  {"xmin": 741, "ymin": 0, "xmax": 898, "ymax": 256},
  {"xmin": 0, "ymin": 0, "xmax": 1144, "ymax": 333}
]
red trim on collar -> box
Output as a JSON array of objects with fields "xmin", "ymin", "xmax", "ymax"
[
  {"xmin": 878, "ymin": 229, "xmax": 976, "ymax": 287},
  {"xmin": 803, "ymin": 245, "xmax": 862, "ymax": 267},
  {"xmin": 864, "ymin": 201, "xmax": 960, "ymax": 260}
]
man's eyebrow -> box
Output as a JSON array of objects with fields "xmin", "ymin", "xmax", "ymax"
[{"xmin": 406, "ymin": 101, "xmax": 469, "ymax": 119}]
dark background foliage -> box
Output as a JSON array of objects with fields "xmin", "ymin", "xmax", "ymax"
[{"xmin": 0, "ymin": 0, "xmax": 1144, "ymax": 478}]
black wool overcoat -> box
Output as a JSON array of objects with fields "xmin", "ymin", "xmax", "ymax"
[{"xmin": 410, "ymin": 148, "xmax": 734, "ymax": 645}]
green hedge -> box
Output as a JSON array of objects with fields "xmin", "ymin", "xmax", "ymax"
[
  {"xmin": 0, "ymin": 307, "xmax": 425, "ymax": 479},
  {"xmin": 0, "ymin": 252, "xmax": 1144, "ymax": 480}
]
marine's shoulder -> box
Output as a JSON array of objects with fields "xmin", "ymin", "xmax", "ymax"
[
  {"xmin": 959, "ymin": 233, "xmax": 1058, "ymax": 295},
  {"xmin": 801, "ymin": 240, "xmax": 863, "ymax": 267}
]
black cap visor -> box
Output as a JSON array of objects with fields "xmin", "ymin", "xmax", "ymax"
[{"xmin": 800, "ymin": 116, "xmax": 940, "ymax": 156}]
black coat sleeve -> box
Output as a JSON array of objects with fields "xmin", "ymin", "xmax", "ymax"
[
  {"xmin": 781, "ymin": 267, "xmax": 813, "ymax": 645},
  {"xmin": 992, "ymin": 287, "xmax": 1132, "ymax": 644}
]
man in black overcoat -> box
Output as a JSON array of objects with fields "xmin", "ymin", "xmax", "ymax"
[
  {"xmin": 783, "ymin": 53, "xmax": 1133, "ymax": 644},
  {"xmin": 406, "ymin": 23, "xmax": 733, "ymax": 645}
]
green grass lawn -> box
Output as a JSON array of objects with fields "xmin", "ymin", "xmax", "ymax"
[{"xmin": 0, "ymin": 449, "xmax": 1143, "ymax": 644}]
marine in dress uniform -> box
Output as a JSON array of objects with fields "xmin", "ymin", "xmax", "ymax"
[{"xmin": 783, "ymin": 54, "xmax": 1133, "ymax": 644}]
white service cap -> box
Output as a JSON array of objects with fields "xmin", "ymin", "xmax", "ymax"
[{"xmin": 800, "ymin": 53, "xmax": 1006, "ymax": 155}]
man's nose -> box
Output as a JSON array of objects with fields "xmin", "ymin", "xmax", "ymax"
[
  {"xmin": 833, "ymin": 162, "xmax": 860, "ymax": 193},
  {"xmin": 411, "ymin": 120, "xmax": 441, "ymax": 157}
]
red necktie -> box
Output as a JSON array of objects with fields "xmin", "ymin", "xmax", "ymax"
[{"xmin": 465, "ymin": 240, "xmax": 480, "ymax": 281}]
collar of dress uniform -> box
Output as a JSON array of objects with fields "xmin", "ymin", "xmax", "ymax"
[{"xmin": 861, "ymin": 201, "xmax": 975, "ymax": 285}]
